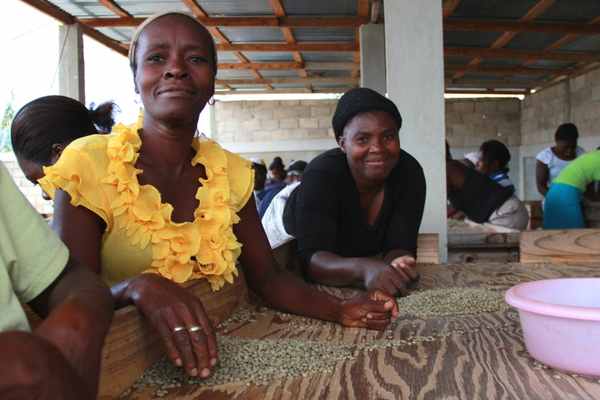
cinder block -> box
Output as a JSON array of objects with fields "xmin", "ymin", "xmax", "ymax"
[
  {"xmin": 280, "ymin": 118, "xmax": 299, "ymax": 129},
  {"xmin": 299, "ymin": 118, "xmax": 319, "ymax": 129},
  {"xmin": 452, "ymin": 101, "xmax": 475, "ymax": 113},
  {"xmin": 310, "ymin": 106, "xmax": 331, "ymax": 117},
  {"xmin": 474, "ymin": 101, "xmax": 497, "ymax": 114},
  {"xmin": 317, "ymin": 117, "xmax": 331, "ymax": 129},
  {"xmin": 260, "ymin": 119, "xmax": 279, "ymax": 130}
]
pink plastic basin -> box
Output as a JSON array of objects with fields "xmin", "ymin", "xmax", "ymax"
[{"xmin": 505, "ymin": 278, "xmax": 600, "ymax": 376}]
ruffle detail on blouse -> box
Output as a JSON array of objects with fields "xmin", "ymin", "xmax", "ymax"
[{"xmin": 43, "ymin": 121, "xmax": 244, "ymax": 291}]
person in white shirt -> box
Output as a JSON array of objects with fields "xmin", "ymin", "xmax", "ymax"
[{"xmin": 536, "ymin": 123, "xmax": 585, "ymax": 197}]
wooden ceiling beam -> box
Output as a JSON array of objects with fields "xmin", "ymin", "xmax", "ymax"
[
  {"xmin": 445, "ymin": 47, "xmax": 599, "ymax": 62},
  {"xmin": 444, "ymin": 89, "xmax": 529, "ymax": 95},
  {"xmin": 445, "ymin": 65, "xmax": 559, "ymax": 75},
  {"xmin": 181, "ymin": 0, "xmax": 208, "ymax": 18},
  {"xmin": 218, "ymin": 61, "xmax": 360, "ymax": 70},
  {"xmin": 78, "ymin": 16, "xmax": 369, "ymax": 28},
  {"xmin": 215, "ymin": 88, "xmax": 348, "ymax": 95},
  {"xmin": 443, "ymin": 0, "xmax": 461, "ymax": 18},
  {"xmin": 216, "ymin": 43, "xmax": 358, "ymax": 52},
  {"xmin": 445, "ymin": 19, "xmax": 600, "ymax": 35},
  {"xmin": 98, "ymin": 0, "xmax": 131, "ymax": 18},
  {"xmin": 268, "ymin": 0, "xmax": 309, "ymax": 80},
  {"xmin": 353, "ymin": 0, "xmax": 370, "ymax": 79},
  {"xmin": 451, "ymin": 0, "xmax": 555, "ymax": 80},
  {"xmin": 216, "ymin": 77, "xmax": 358, "ymax": 85},
  {"xmin": 180, "ymin": 1, "xmax": 273, "ymax": 89},
  {"xmin": 446, "ymin": 80, "xmax": 536, "ymax": 89}
]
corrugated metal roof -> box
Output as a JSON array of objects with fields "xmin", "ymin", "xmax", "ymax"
[
  {"xmin": 292, "ymin": 27, "xmax": 355, "ymax": 42},
  {"xmin": 257, "ymin": 69, "xmax": 300, "ymax": 78},
  {"xmin": 451, "ymin": 0, "xmax": 541, "ymax": 20},
  {"xmin": 243, "ymin": 52, "xmax": 294, "ymax": 62},
  {"xmin": 281, "ymin": 0, "xmax": 356, "ymax": 16},
  {"xmin": 444, "ymin": 31, "xmax": 503, "ymax": 48},
  {"xmin": 537, "ymin": 0, "xmax": 600, "ymax": 22},
  {"xmin": 505, "ymin": 32, "xmax": 566, "ymax": 51},
  {"xmin": 196, "ymin": 0, "xmax": 273, "ymax": 16},
  {"xmin": 29, "ymin": 0, "xmax": 600, "ymax": 94},
  {"xmin": 301, "ymin": 52, "xmax": 354, "ymax": 62},
  {"xmin": 218, "ymin": 27, "xmax": 284, "ymax": 43}
]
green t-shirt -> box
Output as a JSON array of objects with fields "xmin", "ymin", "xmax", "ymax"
[
  {"xmin": 554, "ymin": 150, "xmax": 600, "ymax": 191},
  {"xmin": 0, "ymin": 162, "xmax": 68, "ymax": 332}
]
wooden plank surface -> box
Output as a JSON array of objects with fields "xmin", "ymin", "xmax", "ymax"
[
  {"xmin": 122, "ymin": 263, "xmax": 600, "ymax": 399},
  {"xmin": 520, "ymin": 229, "xmax": 600, "ymax": 264}
]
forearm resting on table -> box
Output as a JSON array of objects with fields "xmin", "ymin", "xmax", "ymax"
[
  {"xmin": 246, "ymin": 264, "xmax": 343, "ymax": 324},
  {"xmin": 306, "ymin": 251, "xmax": 383, "ymax": 288},
  {"xmin": 30, "ymin": 259, "xmax": 114, "ymax": 393}
]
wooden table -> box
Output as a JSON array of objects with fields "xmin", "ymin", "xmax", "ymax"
[{"xmin": 124, "ymin": 263, "xmax": 600, "ymax": 400}]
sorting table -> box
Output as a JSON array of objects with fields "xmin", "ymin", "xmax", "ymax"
[{"xmin": 124, "ymin": 262, "xmax": 600, "ymax": 400}]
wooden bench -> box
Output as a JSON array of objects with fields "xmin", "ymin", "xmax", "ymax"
[{"xmin": 520, "ymin": 229, "xmax": 600, "ymax": 264}]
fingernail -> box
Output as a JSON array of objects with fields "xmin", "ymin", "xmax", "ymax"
[
  {"xmin": 201, "ymin": 368, "xmax": 210, "ymax": 378},
  {"xmin": 367, "ymin": 313, "xmax": 373, "ymax": 319},
  {"xmin": 190, "ymin": 368, "xmax": 198, "ymax": 377},
  {"xmin": 384, "ymin": 301, "xmax": 392, "ymax": 309},
  {"xmin": 210, "ymin": 358, "xmax": 217, "ymax": 366},
  {"xmin": 175, "ymin": 358, "xmax": 182, "ymax": 367}
]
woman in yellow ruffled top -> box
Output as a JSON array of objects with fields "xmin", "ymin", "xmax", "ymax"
[{"xmin": 34, "ymin": 12, "xmax": 398, "ymax": 379}]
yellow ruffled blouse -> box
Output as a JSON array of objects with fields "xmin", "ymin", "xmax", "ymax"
[{"xmin": 39, "ymin": 122, "xmax": 254, "ymax": 291}]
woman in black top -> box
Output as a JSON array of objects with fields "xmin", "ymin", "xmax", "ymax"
[{"xmin": 283, "ymin": 88, "xmax": 426, "ymax": 296}]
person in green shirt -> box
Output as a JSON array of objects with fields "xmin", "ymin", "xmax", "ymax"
[
  {"xmin": 543, "ymin": 150, "xmax": 600, "ymax": 229},
  {"xmin": 0, "ymin": 163, "xmax": 114, "ymax": 399}
]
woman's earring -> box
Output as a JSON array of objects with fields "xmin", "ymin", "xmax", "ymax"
[{"xmin": 208, "ymin": 97, "xmax": 215, "ymax": 106}]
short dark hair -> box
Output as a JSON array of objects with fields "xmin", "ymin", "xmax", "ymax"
[
  {"xmin": 11, "ymin": 95, "xmax": 116, "ymax": 164},
  {"xmin": 480, "ymin": 140, "xmax": 511, "ymax": 172},
  {"xmin": 252, "ymin": 162, "xmax": 267, "ymax": 176},
  {"xmin": 555, "ymin": 123, "xmax": 579, "ymax": 143}
]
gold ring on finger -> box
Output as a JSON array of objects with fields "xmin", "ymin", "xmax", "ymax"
[
  {"xmin": 188, "ymin": 325, "xmax": 203, "ymax": 333},
  {"xmin": 173, "ymin": 326, "xmax": 186, "ymax": 333}
]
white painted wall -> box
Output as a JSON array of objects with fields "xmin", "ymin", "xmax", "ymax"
[{"xmin": 384, "ymin": 0, "xmax": 448, "ymax": 261}]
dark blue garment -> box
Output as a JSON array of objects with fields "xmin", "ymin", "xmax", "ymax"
[{"xmin": 258, "ymin": 182, "xmax": 286, "ymax": 218}]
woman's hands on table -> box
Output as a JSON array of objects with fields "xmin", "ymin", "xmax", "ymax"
[
  {"xmin": 125, "ymin": 274, "xmax": 217, "ymax": 378},
  {"xmin": 364, "ymin": 256, "xmax": 418, "ymax": 297},
  {"xmin": 338, "ymin": 290, "xmax": 399, "ymax": 330}
]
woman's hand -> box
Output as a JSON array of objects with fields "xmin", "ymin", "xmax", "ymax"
[
  {"xmin": 338, "ymin": 290, "xmax": 398, "ymax": 330},
  {"xmin": 363, "ymin": 256, "xmax": 419, "ymax": 296},
  {"xmin": 125, "ymin": 274, "xmax": 218, "ymax": 378}
]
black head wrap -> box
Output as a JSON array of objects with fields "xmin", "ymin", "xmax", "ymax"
[{"xmin": 332, "ymin": 87, "xmax": 402, "ymax": 140}]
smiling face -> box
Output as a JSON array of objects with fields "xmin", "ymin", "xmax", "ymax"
[
  {"xmin": 338, "ymin": 110, "xmax": 401, "ymax": 185},
  {"xmin": 133, "ymin": 15, "xmax": 215, "ymax": 127}
]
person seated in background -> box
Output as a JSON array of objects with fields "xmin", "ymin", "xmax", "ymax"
[
  {"xmin": 251, "ymin": 160, "xmax": 267, "ymax": 210},
  {"xmin": 0, "ymin": 163, "xmax": 113, "ymax": 399},
  {"xmin": 446, "ymin": 142, "xmax": 529, "ymax": 231},
  {"xmin": 536, "ymin": 123, "xmax": 585, "ymax": 198},
  {"xmin": 267, "ymin": 156, "xmax": 286, "ymax": 184},
  {"xmin": 476, "ymin": 139, "xmax": 515, "ymax": 191},
  {"xmin": 280, "ymin": 88, "xmax": 426, "ymax": 297},
  {"xmin": 11, "ymin": 96, "xmax": 116, "ymax": 198},
  {"xmin": 543, "ymin": 149, "xmax": 600, "ymax": 229},
  {"xmin": 36, "ymin": 12, "xmax": 399, "ymax": 382},
  {"xmin": 258, "ymin": 160, "xmax": 307, "ymax": 218}
]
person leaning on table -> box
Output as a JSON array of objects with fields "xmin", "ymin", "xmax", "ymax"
[
  {"xmin": 282, "ymin": 88, "xmax": 426, "ymax": 296},
  {"xmin": 0, "ymin": 163, "xmax": 114, "ymax": 399},
  {"xmin": 543, "ymin": 149, "xmax": 600, "ymax": 229},
  {"xmin": 36, "ymin": 11, "xmax": 400, "ymax": 381}
]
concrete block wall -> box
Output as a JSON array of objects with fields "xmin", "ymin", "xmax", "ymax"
[
  {"xmin": 519, "ymin": 68, "xmax": 600, "ymax": 200},
  {"xmin": 214, "ymin": 100, "xmax": 336, "ymax": 144},
  {"xmin": 446, "ymin": 98, "xmax": 521, "ymax": 148},
  {"xmin": 1, "ymin": 153, "xmax": 52, "ymax": 214}
]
